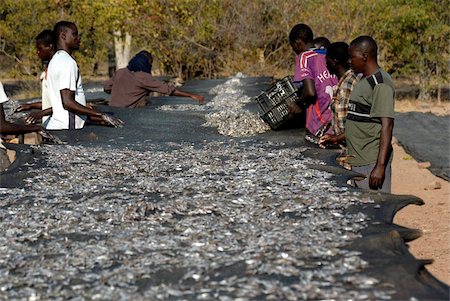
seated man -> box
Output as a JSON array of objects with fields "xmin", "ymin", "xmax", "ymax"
[{"xmin": 104, "ymin": 51, "xmax": 205, "ymax": 108}]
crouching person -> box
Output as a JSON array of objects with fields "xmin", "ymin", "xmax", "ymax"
[{"xmin": 104, "ymin": 50, "xmax": 205, "ymax": 108}]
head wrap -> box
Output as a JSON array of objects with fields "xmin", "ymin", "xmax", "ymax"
[
  {"xmin": 127, "ymin": 52, "xmax": 152, "ymax": 73},
  {"xmin": 314, "ymin": 47, "xmax": 327, "ymax": 55}
]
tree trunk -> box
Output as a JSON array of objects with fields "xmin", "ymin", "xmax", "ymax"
[
  {"xmin": 436, "ymin": 64, "xmax": 441, "ymax": 105},
  {"xmin": 417, "ymin": 58, "xmax": 431, "ymax": 101},
  {"xmin": 113, "ymin": 30, "xmax": 132, "ymax": 70}
]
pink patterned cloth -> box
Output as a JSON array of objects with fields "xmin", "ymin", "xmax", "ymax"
[{"xmin": 294, "ymin": 49, "xmax": 337, "ymax": 136}]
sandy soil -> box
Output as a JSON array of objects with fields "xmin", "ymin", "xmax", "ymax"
[
  {"xmin": 394, "ymin": 98, "xmax": 450, "ymax": 116},
  {"xmin": 392, "ymin": 141, "xmax": 450, "ymax": 285},
  {"xmin": 392, "ymin": 100, "xmax": 449, "ymax": 285}
]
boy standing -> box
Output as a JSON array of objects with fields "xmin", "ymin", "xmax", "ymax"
[
  {"xmin": 345, "ymin": 36, "xmax": 395, "ymax": 192},
  {"xmin": 16, "ymin": 29, "xmax": 55, "ymax": 124},
  {"xmin": 288, "ymin": 24, "xmax": 337, "ymax": 139},
  {"xmin": 319, "ymin": 42, "xmax": 361, "ymax": 148},
  {"xmin": 45, "ymin": 21, "xmax": 122, "ymax": 130}
]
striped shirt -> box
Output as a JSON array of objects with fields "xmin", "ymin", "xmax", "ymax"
[{"xmin": 330, "ymin": 70, "xmax": 361, "ymax": 135}]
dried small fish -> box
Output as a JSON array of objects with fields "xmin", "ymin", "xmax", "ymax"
[
  {"xmin": 0, "ymin": 137, "xmax": 394, "ymax": 300},
  {"xmin": 156, "ymin": 75, "xmax": 270, "ymax": 137},
  {"xmin": 157, "ymin": 104, "xmax": 206, "ymax": 111},
  {"xmin": 203, "ymin": 110, "xmax": 270, "ymax": 137}
]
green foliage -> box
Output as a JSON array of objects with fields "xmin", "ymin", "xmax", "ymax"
[
  {"xmin": 365, "ymin": 0, "xmax": 449, "ymax": 98},
  {"xmin": 0, "ymin": 0, "xmax": 448, "ymax": 98}
]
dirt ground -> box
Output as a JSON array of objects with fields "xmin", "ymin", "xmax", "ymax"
[{"xmin": 392, "ymin": 100, "xmax": 450, "ymax": 285}]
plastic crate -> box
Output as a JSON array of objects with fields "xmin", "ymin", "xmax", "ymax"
[{"xmin": 255, "ymin": 76, "xmax": 299, "ymax": 129}]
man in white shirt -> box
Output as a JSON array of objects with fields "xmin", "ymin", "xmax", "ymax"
[{"xmin": 45, "ymin": 21, "xmax": 123, "ymax": 130}]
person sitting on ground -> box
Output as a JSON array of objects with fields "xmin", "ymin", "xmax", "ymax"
[
  {"xmin": 45, "ymin": 21, "xmax": 123, "ymax": 130},
  {"xmin": 345, "ymin": 36, "xmax": 395, "ymax": 193},
  {"xmin": 313, "ymin": 36, "xmax": 331, "ymax": 55},
  {"xmin": 319, "ymin": 42, "xmax": 361, "ymax": 149},
  {"xmin": 0, "ymin": 81, "xmax": 43, "ymax": 135},
  {"xmin": 104, "ymin": 50, "xmax": 205, "ymax": 108},
  {"xmin": 15, "ymin": 29, "xmax": 55, "ymax": 125},
  {"xmin": 288, "ymin": 24, "xmax": 337, "ymax": 140}
]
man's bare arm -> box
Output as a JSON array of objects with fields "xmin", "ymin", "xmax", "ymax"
[
  {"xmin": 297, "ymin": 79, "xmax": 316, "ymax": 105},
  {"xmin": 0, "ymin": 104, "xmax": 42, "ymax": 134},
  {"xmin": 60, "ymin": 89, "xmax": 102, "ymax": 118},
  {"xmin": 60, "ymin": 89, "xmax": 124, "ymax": 128},
  {"xmin": 369, "ymin": 117, "xmax": 394, "ymax": 189}
]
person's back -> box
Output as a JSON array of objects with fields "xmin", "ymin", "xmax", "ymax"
[
  {"xmin": 294, "ymin": 50, "xmax": 337, "ymax": 135},
  {"xmin": 289, "ymin": 24, "xmax": 337, "ymax": 137},
  {"xmin": 106, "ymin": 67, "xmax": 175, "ymax": 108},
  {"xmin": 105, "ymin": 50, "xmax": 204, "ymax": 107},
  {"xmin": 40, "ymin": 68, "xmax": 51, "ymax": 124}
]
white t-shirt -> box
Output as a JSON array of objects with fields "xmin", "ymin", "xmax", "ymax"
[
  {"xmin": 45, "ymin": 50, "xmax": 86, "ymax": 130},
  {"xmin": 0, "ymin": 81, "xmax": 9, "ymax": 104},
  {"xmin": 41, "ymin": 70, "xmax": 51, "ymax": 124}
]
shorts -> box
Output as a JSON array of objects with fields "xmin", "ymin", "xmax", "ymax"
[{"xmin": 351, "ymin": 162, "xmax": 392, "ymax": 193}]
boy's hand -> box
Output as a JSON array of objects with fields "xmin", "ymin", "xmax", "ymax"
[
  {"xmin": 191, "ymin": 94, "xmax": 205, "ymax": 105},
  {"xmin": 369, "ymin": 164, "xmax": 385, "ymax": 190},
  {"xmin": 15, "ymin": 104, "xmax": 32, "ymax": 112},
  {"xmin": 319, "ymin": 134, "xmax": 334, "ymax": 149},
  {"xmin": 24, "ymin": 111, "xmax": 44, "ymax": 124},
  {"xmin": 101, "ymin": 114, "xmax": 124, "ymax": 128},
  {"xmin": 287, "ymin": 103, "xmax": 302, "ymax": 119}
]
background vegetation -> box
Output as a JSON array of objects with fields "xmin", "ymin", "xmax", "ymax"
[{"xmin": 0, "ymin": 0, "xmax": 448, "ymax": 99}]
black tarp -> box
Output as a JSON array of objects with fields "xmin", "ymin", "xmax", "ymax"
[
  {"xmin": 394, "ymin": 112, "xmax": 450, "ymax": 180},
  {"xmin": 1, "ymin": 78, "xmax": 449, "ymax": 300}
]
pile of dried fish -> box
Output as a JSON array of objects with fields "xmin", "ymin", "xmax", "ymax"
[
  {"xmin": 203, "ymin": 76, "xmax": 269, "ymax": 137},
  {"xmin": 206, "ymin": 77, "xmax": 252, "ymax": 111},
  {"xmin": 84, "ymin": 87, "xmax": 104, "ymax": 93},
  {"xmin": 157, "ymin": 104, "xmax": 207, "ymax": 112},
  {"xmin": 203, "ymin": 110, "xmax": 270, "ymax": 137},
  {"xmin": 0, "ymin": 140, "xmax": 395, "ymax": 300},
  {"xmin": 2, "ymin": 97, "xmax": 21, "ymax": 118},
  {"xmin": 156, "ymin": 75, "xmax": 271, "ymax": 137}
]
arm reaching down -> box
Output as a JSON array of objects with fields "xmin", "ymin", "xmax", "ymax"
[
  {"xmin": 288, "ymin": 78, "xmax": 317, "ymax": 115},
  {"xmin": 24, "ymin": 108, "xmax": 53, "ymax": 124},
  {"xmin": 172, "ymin": 89, "xmax": 205, "ymax": 104},
  {"xmin": 0, "ymin": 104, "xmax": 42, "ymax": 134},
  {"xmin": 15, "ymin": 102, "xmax": 43, "ymax": 112},
  {"xmin": 369, "ymin": 117, "xmax": 394, "ymax": 189},
  {"xmin": 60, "ymin": 89, "xmax": 124, "ymax": 127}
]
